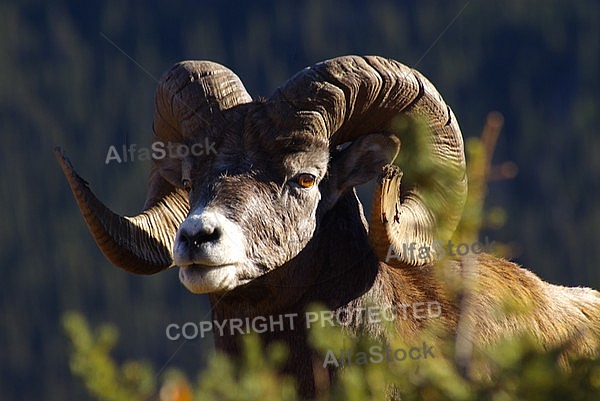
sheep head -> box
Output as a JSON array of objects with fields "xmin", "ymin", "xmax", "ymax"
[{"xmin": 55, "ymin": 55, "xmax": 467, "ymax": 294}]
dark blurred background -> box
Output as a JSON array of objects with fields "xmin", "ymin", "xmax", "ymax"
[{"xmin": 1, "ymin": 0, "xmax": 599, "ymax": 399}]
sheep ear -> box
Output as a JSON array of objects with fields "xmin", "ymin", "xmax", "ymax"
[{"xmin": 320, "ymin": 133, "xmax": 400, "ymax": 210}]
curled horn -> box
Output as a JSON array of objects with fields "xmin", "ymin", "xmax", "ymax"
[
  {"xmin": 56, "ymin": 61, "xmax": 252, "ymax": 274},
  {"xmin": 268, "ymin": 55, "xmax": 467, "ymax": 265}
]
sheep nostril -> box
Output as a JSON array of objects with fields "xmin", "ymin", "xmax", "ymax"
[
  {"xmin": 180, "ymin": 226, "xmax": 222, "ymax": 249},
  {"xmin": 195, "ymin": 227, "xmax": 222, "ymax": 247}
]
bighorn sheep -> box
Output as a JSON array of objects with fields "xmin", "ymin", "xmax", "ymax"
[{"xmin": 55, "ymin": 55, "xmax": 600, "ymax": 397}]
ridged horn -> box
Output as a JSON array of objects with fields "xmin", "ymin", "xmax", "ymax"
[
  {"xmin": 55, "ymin": 146, "xmax": 187, "ymax": 274},
  {"xmin": 147, "ymin": 60, "xmax": 253, "ymax": 205},
  {"xmin": 269, "ymin": 55, "xmax": 467, "ymax": 265},
  {"xmin": 56, "ymin": 61, "xmax": 252, "ymax": 274}
]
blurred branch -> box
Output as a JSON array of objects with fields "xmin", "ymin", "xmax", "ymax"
[
  {"xmin": 454, "ymin": 112, "xmax": 512, "ymax": 378},
  {"xmin": 62, "ymin": 311, "xmax": 159, "ymax": 401}
]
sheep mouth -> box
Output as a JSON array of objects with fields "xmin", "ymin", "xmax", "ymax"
[
  {"xmin": 182, "ymin": 263, "xmax": 237, "ymax": 271},
  {"xmin": 178, "ymin": 263, "xmax": 246, "ymax": 293},
  {"xmin": 183, "ymin": 263, "xmax": 253, "ymax": 286},
  {"xmin": 187, "ymin": 263, "xmax": 219, "ymax": 268}
]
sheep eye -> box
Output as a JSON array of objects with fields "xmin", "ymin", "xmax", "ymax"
[
  {"xmin": 296, "ymin": 173, "xmax": 316, "ymax": 189},
  {"xmin": 182, "ymin": 179, "xmax": 192, "ymax": 193}
]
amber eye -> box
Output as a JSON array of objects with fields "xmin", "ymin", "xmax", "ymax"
[{"xmin": 296, "ymin": 173, "xmax": 316, "ymax": 189}]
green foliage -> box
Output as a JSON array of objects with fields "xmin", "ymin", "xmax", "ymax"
[
  {"xmin": 62, "ymin": 311, "xmax": 157, "ymax": 401},
  {"xmin": 197, "ymin": 335, "xmax": 298, "ymax": 401},
  {"xmin": 63, "ymin": 310, "xmax": 600, "ymax": 400}
]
